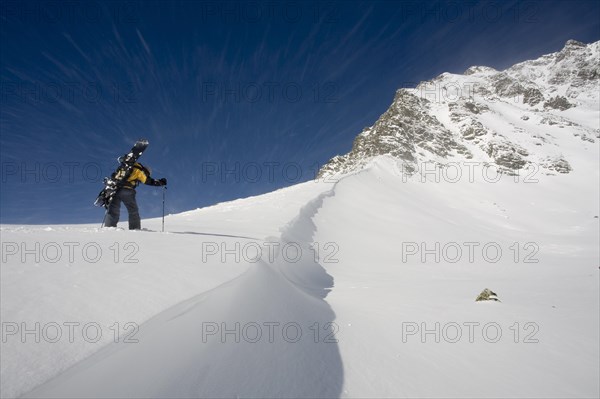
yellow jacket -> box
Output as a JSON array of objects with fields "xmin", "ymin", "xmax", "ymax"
[
  {"xmin": 121, "ymin": 163, "xmax": 149, "ymax": 189},
  {"xmin": 128, "ymin": 164, "xmax": 148, "ymax": 185}
]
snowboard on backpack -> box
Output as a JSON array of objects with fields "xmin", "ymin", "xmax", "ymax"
[{"xmin": 94, "ymin": 139, "xmax": 149, "ymax": 209}]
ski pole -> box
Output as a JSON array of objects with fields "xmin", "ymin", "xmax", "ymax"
[{"xmin": 162, "ymin": 185, "xmax": 166, "ymax": 232}]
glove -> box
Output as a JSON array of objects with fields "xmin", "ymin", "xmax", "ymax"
[{"xmin": 148, "ymin": 177, "xmax": 167, "ymax": 186}]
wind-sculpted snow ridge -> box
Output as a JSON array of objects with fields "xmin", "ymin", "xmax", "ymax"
[
  {"xmin": 24, "ymin": 186, "xmax": 344, "ymax": 399},
  {"xmin": 276, "ymin": 186, "xmax": 338, "ymax": 299}
]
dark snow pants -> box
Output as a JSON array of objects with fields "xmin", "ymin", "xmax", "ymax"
[{"xmin": 104, "ymin": 188, "xmax": 141, "ymax": 230}]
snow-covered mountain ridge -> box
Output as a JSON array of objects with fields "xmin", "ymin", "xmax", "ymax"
[{"xmin": 319, "ymin": 40, "xmax": 600, "ymax": 177}]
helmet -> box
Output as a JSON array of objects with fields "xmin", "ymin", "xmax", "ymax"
[{"xmin": 144, "ymin": 166, "xmax": 152, "ymax": 176}]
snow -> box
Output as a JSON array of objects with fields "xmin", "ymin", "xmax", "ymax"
[
  {"xmin": 313, "ymin": 158, "xmax": 598, "ymax": 398},
  {"xmin": 2, "ymin": 41, "xmax": 599, "ymax": 399},
  {"xmin": 1, "ymin": 154, "xmax": 598, "ymax": 398},
  {"xmin": 0, "ymin": 181, "xmax": 333, "ymax": 398}
]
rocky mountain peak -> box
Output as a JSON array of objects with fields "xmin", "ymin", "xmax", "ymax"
[
  {"xmin": 318, "ymin": 40, "xmax": 599, "ymax": 179},
  {"xmin": 564, "ymin": 39, "xmax": 586, "ymax": 48}
]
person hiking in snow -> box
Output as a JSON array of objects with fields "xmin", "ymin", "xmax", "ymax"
[{"xmin": 104, "ymin": 162, "xmax": 167, "ymax": 230}]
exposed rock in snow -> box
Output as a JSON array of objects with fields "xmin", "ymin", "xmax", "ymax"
[{"xmin": 319, "ymin": 40, "xmax": 599, "ymax": 178}]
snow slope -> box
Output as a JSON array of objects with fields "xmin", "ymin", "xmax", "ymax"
[
  {"xmin": 313, "ymin": 157, "xmax": 599, "ymax": 398},
  {"xmin": 1, "ymin": 181, "xmax": 334, "ymax": 398},
  {"xmin": 2, "ymin": 154, "xmax": 598, "ymax": 398}
]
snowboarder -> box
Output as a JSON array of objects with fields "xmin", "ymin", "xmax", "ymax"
[{"xmin": 104, "ymin": 162, "xmax": 167, "ymax": 230}]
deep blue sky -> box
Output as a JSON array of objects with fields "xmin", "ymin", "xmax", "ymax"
[{"xmin": 1, "ymin": 0, "xmax": 599, "ymax": 224}]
